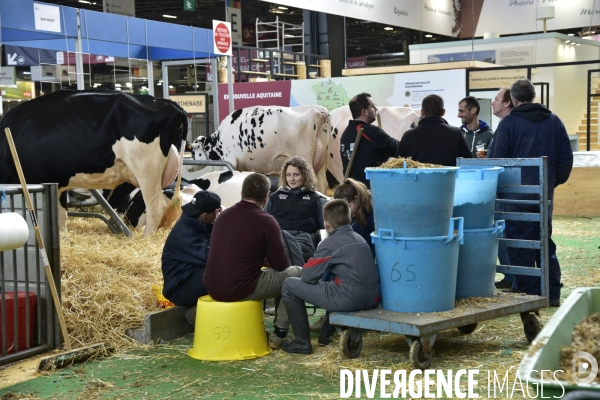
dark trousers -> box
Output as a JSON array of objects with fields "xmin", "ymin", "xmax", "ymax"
[
  {"xmin": 505, "ymin": 202, "xmax": 562, "ymax": 300},
  {"xmin": 166, "ymin": 268, "xmax": 208, "ymax": 307}
]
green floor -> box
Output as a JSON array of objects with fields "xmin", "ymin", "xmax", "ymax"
[{"xmin": 1, "ymin": 216, "xmax": 599, "ymax": 399}]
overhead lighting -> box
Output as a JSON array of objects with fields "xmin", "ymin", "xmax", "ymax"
[
  {"xmin": 384, "ymin": 27, "xmax": 393, "ymax": 31},
  {"xmin": 576, "ymin": 43, "xmax": 581, "ymax": 46},
  {"xmin": 565, "ymin": 39, "xmax": 570, "ymax": 43},
  {"xmin": 163, "ymin": 14, "xmax": 177, "ymax": 19},
  {"xmin": 78, "ymin": 0, "xmax": 91, "ymax": 3},
  {"xmin": 23, "ymin": 71, "xmax": 31, "ymax": 75},
  {"xmin": 425, "ymin": 34, "xmax": 433, "ymax": 38},
  {"xmin": 568, "ymin": 33, "xmax": 575, "ymax": 36},
  {"xmin": 278, "ymin": 6, "xmax": 288, "ymax": 10}
]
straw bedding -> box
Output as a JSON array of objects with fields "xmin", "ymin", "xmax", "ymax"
[{"xmin": 60, "ymin": 216, "xmax": 170, "ymax": 351}]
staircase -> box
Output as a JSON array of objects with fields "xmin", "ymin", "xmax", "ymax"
[{"xmin": 576, "ymin": 78, "xmax": 600, "ymax": 151}]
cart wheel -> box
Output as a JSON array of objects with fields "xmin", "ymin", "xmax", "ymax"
[
  {"xmin": 523, "ymin": 313, "xmax": 543, "ymax": 343},
  {"xmin": 457, "ymin": 323, "xmax": 478, "ymax": 334},
  {"xmin": 339, "ymin": 329, "xmax": 362, "ymax": 359},
  {"xmin": 409, "ymin": 340, "xmax": 433, "ymax": 369}
]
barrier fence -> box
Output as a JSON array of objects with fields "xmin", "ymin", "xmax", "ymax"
[{"xmin": 0, "ymin": 184, "xmax": 61, "ymax": 366}]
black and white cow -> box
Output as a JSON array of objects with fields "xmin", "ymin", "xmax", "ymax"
[
  {"xmin": 189, "ymin": 106, "xmax": 331, "ymax": 194},
  {"xmin": 0, "ymin": 90, "xmax": 186, "ymax": 235},
  {"xmin": 112, "ymin": 171, "xmax": 263, "ymax": 228}
]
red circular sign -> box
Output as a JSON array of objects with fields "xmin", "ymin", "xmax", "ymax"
[{"xmin": 214, "ymin": 22, "xmax": 231, "ymax": 54}]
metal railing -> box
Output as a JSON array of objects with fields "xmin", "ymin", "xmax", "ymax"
[
  {"xmin": 1, "ymin": 184, "xmax": 61, "ymax": 365},
  {"xmin": 457, "ymin": 157, "xmax": 550, "ymax": 304}
]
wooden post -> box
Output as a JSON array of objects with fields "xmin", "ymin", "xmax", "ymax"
[
  {"xmin": 296, "ymin": 62, "xmax": 307, "ymax": 80},
  {"xmin": 320, "ymin": 60, "xmax": 331, "ymax": 78}
]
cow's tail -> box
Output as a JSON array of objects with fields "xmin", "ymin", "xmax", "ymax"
[{"xmin": 159, "ymin": 141, "xmax": 185, "ymax": 229}]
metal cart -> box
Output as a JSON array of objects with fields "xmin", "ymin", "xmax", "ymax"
[{"xmin": 329, "ymin": 157, "xmax": 551, "ymax": 368}]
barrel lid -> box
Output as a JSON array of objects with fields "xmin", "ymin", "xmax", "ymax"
[{"xmin": 0, "ymin": 292, "xmax": 37, "ymax": 307}]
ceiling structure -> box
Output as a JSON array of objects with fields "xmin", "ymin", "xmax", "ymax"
[{"xmin": 40, "ymin": 0, "xmax": 457, "ymax": 63}]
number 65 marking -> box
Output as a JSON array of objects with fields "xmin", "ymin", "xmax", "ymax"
[
  {"xmin": 390, "ymin": 263, "xmax": 416, "ymax": 282},
  {"xmin": 213, "ymin": 326, "xmax": 231, "ymax": 340}
]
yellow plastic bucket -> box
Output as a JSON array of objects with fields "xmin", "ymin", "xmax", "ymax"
[{"xmin": 188, "ymin": 295, "xmax": 271, "ymax": 361}]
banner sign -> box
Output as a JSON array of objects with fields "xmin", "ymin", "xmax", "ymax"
[
  {"xmin": 469, "ymin": 69, "xmax": 528, "ymax": 90},
  {"xmin": 0, "ymin": 67, "xmax": 16, "ymax": 85},
  {"xmin": 428, "ymin": 50, "xmax": 496, "ymax": 64},
  {"xmin": 33, "ymin": 3, "xmax": 61, "ymax": 33},
  {"xmin": 226, "ymin": 0, "xmax": 242, "ymax": 46},
  {"xmin": 217, "ymin": 80, "xmax": 291, "ymax": 122},
  {"xmin": 347, "ymin": 57, "xmax": 368, "ymax": 69},
  {"xmin": 475, "ymin": 0, "xmax": 600, "ymax": 37},
  {"xmin": 261, "ymin": 0, "xmax": 460, "ymax": 37},
  {"xmin": 170, "ymin": 94, "xmax": 207, "ymax": 114},
  {"xmin": 0, "ymin": 81, "xmax": 36, "ymax": 100},
  {"xmin": 103, "ymin": 0, "xmax": 135, "ymax": 17},
  {"xmin": 4, "ymin": 46, "xmax": 114, "ymax": 67},
  {"xmin": 213, "ymin": 20, "xmax": 233, "ymax": 56}
]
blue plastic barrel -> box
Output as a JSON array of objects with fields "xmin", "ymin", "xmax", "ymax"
[
  {"xmin": 371, "ymin": 218, "xmax": 464, "ymax": 313},
  {"xmin": 366, "ymin": 166, "xmax": 459, "ymax": 237},
  {"xmin": 455, "ymin": 220, "xmax": 505, "ymax": 300},
  {"xmin": 453, "ymin": 166, "xmax": 504, "ymax": 229}
]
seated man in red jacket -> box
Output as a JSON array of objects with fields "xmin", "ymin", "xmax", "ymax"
[{"xmin": 203, "ymin": 173, "xmax": 302, "ymax": 349}]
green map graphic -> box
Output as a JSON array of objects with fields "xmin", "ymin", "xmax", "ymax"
[{"xmin": 313, "ymin": 79, "xmax": 350, "ymax": 111}]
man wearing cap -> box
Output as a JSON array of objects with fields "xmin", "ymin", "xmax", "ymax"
[{"xmin": 161, "ymin": 190, "xmax": 222, "ymax": 309}]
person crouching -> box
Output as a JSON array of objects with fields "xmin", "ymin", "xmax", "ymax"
[{"xmin": 280, "ymin": 199, "xmax": 381, "ymax": 354}]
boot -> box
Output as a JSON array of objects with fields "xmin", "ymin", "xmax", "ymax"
[
  {"xmin": 318, "ymin": 315, "xmax": 337, "ymax": 346},
  {"xmin": 280, "ymin": 299, "xmax": 312, "ymax": 354}
]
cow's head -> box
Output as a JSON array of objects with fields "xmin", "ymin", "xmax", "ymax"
[{"xmin": 191, "ymin": 131, "xmax": 223, "ymax": 161}]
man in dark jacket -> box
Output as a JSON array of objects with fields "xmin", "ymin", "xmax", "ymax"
[
  {"xmin": 340, "ymin": 92, "xmax": 401, "ymax": 188},
  {"xmin": 161, "ymin": 190, "xmax": 222, "ymax": 307},
  {"xmin": 458, "ymin": 96, "xmax": 494, "ymax": 158},
  {"xmin": 488, "ymin": 79, "xmax": 573, "ymax": 306},
  {"xmin": 398, "ymin": 94, "xmax": 472, "ymax": 165}
]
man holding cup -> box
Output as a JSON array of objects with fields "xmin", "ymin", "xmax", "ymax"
[{"xmin": 458, "ymin": 96, "xmax": 494, "ymax": 158}]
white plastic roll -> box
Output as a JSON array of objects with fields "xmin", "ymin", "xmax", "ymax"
[{"xmin": 0, "ymin": 212, "xmax": 29, "ymax": 252}]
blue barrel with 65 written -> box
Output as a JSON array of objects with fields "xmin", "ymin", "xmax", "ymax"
[{"xmin": 371, "ymin": 217, "xmax": 464, "ymax": 313}]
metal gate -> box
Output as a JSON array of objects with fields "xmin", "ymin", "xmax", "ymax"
[{"xmin": 1, "ymin": 183, "xmax": 61, "ymax": 366}]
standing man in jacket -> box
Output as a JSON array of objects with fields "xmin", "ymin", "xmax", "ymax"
[
  {"xmin": 340, "ymin": 93, "xmax": 401, "ymax": 188},
  {"xmin": 398, "ymin": 94, "xmax": 472, "ymax": 165},
  {"xmin": 492, "ymin": 87, "xmax": 514, "ymax": 119},
  {"xmin": 458, "ymin": 96, "xmax": 494, "ymax": 158},
  {"xmin": 488, "ymin": 79, "xmax": 573, "ymax": 306},
  {"xmin": 162, "ymin": 191, "xmax": 222, "ymax": 309},
  {"xmin": 490, "ymin": 87, "xmax": 515, "ymax": 289}
]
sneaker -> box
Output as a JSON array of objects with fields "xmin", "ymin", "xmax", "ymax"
[
  {"xmin": 495, "ymin": 280, "xmax": 513, "ymax": 289},
  {"xmin": 310, "ymin": 315, "xmax": 327, "ymax": 332},
  {"xmin": 268, "ymin": 332, "xmax": 284, "ymax": 349},
  {"xmin": 549, "ymin": 299, "xmax": 561, "ymax": 307}
]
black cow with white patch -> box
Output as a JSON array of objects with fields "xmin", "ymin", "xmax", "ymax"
[{"xmin": 0, "ymin": 90, "xmax": 186, "ymax": 235}]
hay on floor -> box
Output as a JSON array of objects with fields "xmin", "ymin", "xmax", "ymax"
[{"xmin": 60, "ymin": 217, "xmax": 170, "ymax": 352}]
